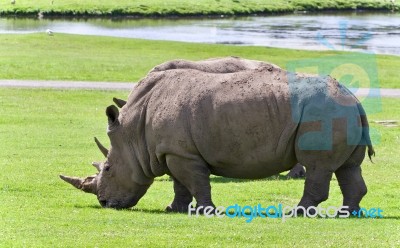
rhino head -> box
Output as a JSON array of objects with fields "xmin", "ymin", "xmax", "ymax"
[{"xmin": 60, "ymin": 105, "xmax": 153, "ymax": 209}]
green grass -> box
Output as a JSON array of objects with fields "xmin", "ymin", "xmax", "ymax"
[
  {"xmin": 1, "ymin": 33, "xmax": 400, "ymax": 88},
  {"xmin": 0, "ymin": 88, "xmax": 399, "ymax": 247},
  {"xmin": 0, "ymin": 0, "xmax": 398, "ymax": 16}
]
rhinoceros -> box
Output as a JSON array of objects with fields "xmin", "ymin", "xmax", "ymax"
[{"xmin": 60, "ymin": 57, "xmax": 374, "ymax": 214}]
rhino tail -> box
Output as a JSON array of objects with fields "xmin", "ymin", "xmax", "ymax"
[{"xmin": 357, "ymin": 103, "xmax": 375, "ymax": 162}]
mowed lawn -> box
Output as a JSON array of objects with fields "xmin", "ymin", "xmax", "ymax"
[
  {"xmin": 0, "ymin": 88, "xmax": 399, "ymax": 247},
  {"xmin": 0, "ymin": 33, "xmax": 400, "ymax": 88},
  {"xmin": 0, "ymin": 0, "xmax": 398, "ymax": 16}
]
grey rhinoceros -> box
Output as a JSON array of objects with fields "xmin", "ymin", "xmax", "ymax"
[{"xmin": 60, "ymin": 57, "xmax": 374, "ymax": 214}]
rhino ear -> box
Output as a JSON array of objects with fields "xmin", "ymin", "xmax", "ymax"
[
  {"xmin": 113, "ymin": 97, "xmax": 127, "ymax": 108},
  {"xmin": 106, "ymin": 105, "xmax": 119, "ymax": 127}
]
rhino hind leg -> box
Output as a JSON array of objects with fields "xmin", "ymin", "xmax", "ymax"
[
  {"xmin": 335, "ymin": 166, "xmax": 367, "ymax": 214},
  {"xmin": 334, "ymin": 145, "xmax": 367, "ymax": 213},
  {"xmin": 166, "ymin": 154, "xmax": 215, "ymax": 213},
  {"xmin": 297, "ymin": 169, "xmax": 333, "ymax": 215},
  {"xmin": 166, "ymin": 177, "xmax": 193, "ymax": 213}
]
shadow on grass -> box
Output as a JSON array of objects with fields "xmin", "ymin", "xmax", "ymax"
[
  {"xmin": 377, "ymin": 216, "xmax": 400, "ymax": 220},
  {"xmin": 130, "ymin": 209, "xmax": 400, "ymax": 220},
  {"xmin": 74, "ymin": 204, "xmax": 103, "ymax": 209},
  {"xmin": 131, "ymin": 208, "xmax": 172, "ymax": 215},
  {"xmin": 155, "ymin": 175, "xmax": 305, "ymax": 183},
  {"xmin": 74, "ymin": 204, "xmax": 182, "ymax": 215},
  {"xmin": 73, "ymin": 205, "xmax": 400, "ymax": 220},
  {"xmin": 316, "ymin": 216, "xmax": 400, "ymax": 220},
  {"xmin": 210, "ymin": 175, "xmax": 304, "ymax": 183}
]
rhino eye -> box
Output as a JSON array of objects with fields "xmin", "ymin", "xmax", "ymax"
[{"xmin": 104, "ymin": 166, "xmax": 111, "ymax": 172}]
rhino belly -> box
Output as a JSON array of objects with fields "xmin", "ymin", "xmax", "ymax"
[{"xmin": 190, "ymin": 97, "xmax": 298, "ymax": 179}]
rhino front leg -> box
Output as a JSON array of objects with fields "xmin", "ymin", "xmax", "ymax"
[
  {"xmin": 297, "ymin": 168, "xmax": 333, "ymax": 214},
  {"xmin": 165, "ymin": 177, "xmax": 193, "ymax": 213},
  {"xmin": 166, "ymin": 155, "xmax": 215, "ymax": 212}
]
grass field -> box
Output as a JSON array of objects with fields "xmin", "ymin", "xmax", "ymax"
[
  {"xmin": 1, "ymin": 33, "xmax": 400, "ymax": 88},
  {"xmin": 0, "ymin": 88, "xmax": 399, "ymax": 247},
  {"xmin": 0, "ymin": 0, "xmax": 398, "ymax": 16}
]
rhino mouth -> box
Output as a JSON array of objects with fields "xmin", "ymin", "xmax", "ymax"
[
  {"xmin": 99, "ymin": 199, "xmax": 107, "ymax": 208},
  {"xmin": 99, "ymin": 196, "xmax": 139, "ymax": 209}
]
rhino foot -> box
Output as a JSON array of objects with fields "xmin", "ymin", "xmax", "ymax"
[
  {"xmin": 166, "ymin": 177, "xmax": 193, "ymax": 213},
  {"xmin": 287, "ymin": 163, "xmax": 306, "ymax": 178},
  {"xmin": 166, "ymin": 155, "xmax": 216, "ymax": 215},
  {"xmin": 335, "ymin": 146, "xmax": 368, "ymax": 217},
  {"xmin": 193, "ymin": 204, "xmax": 216, "ymax": 215},
  {"xmin": 166, "ymin": 202, "xmax": 217, "ymax": 214},
  {"xmin": 335, "ymin": 167, "xmax": 367, "ymax": 217},
  {"xmin": 296, "ymin": 169, "xmax": 333, "ymax": 215},
  {"xmin": 165, "ymin": 203, "xmax": 190, "ymax": 213}
]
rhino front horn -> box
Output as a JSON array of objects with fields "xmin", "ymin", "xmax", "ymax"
[
  {"xmin": 60, "ymin": 175, "xmax": 83, "ymax": 189},
  {"xmin": 59, "ymin": 175, "xmax": 97, "ymax": 194},
  {"xmin": 94, "ymin": 137, "xmax": 108, "ymax": 157}
]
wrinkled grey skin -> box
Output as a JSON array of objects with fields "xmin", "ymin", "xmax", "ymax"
[{"xmin": 61, "ymin": 57, "xmax": 374, "ymax": 214}]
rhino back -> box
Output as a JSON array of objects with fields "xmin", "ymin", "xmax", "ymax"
[{"xmin": 141, "ymin": 66, "xmax": 299, "ymax": 178}]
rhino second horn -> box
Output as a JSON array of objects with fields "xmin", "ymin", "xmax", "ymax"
[
  {"xmin": 113, "ymin": 97, "xmax": 127, "ymax": 108},
  {"xmin": 94, "ymin": 137, "xmax": 108, "ymax": 157},
  {"xmin": 60, "ymin": 175, "xmax": 83, "ymax": 189},
  {"xmin": 92, "ymin": 161, "xmax": 102, "ymax": 172}
]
